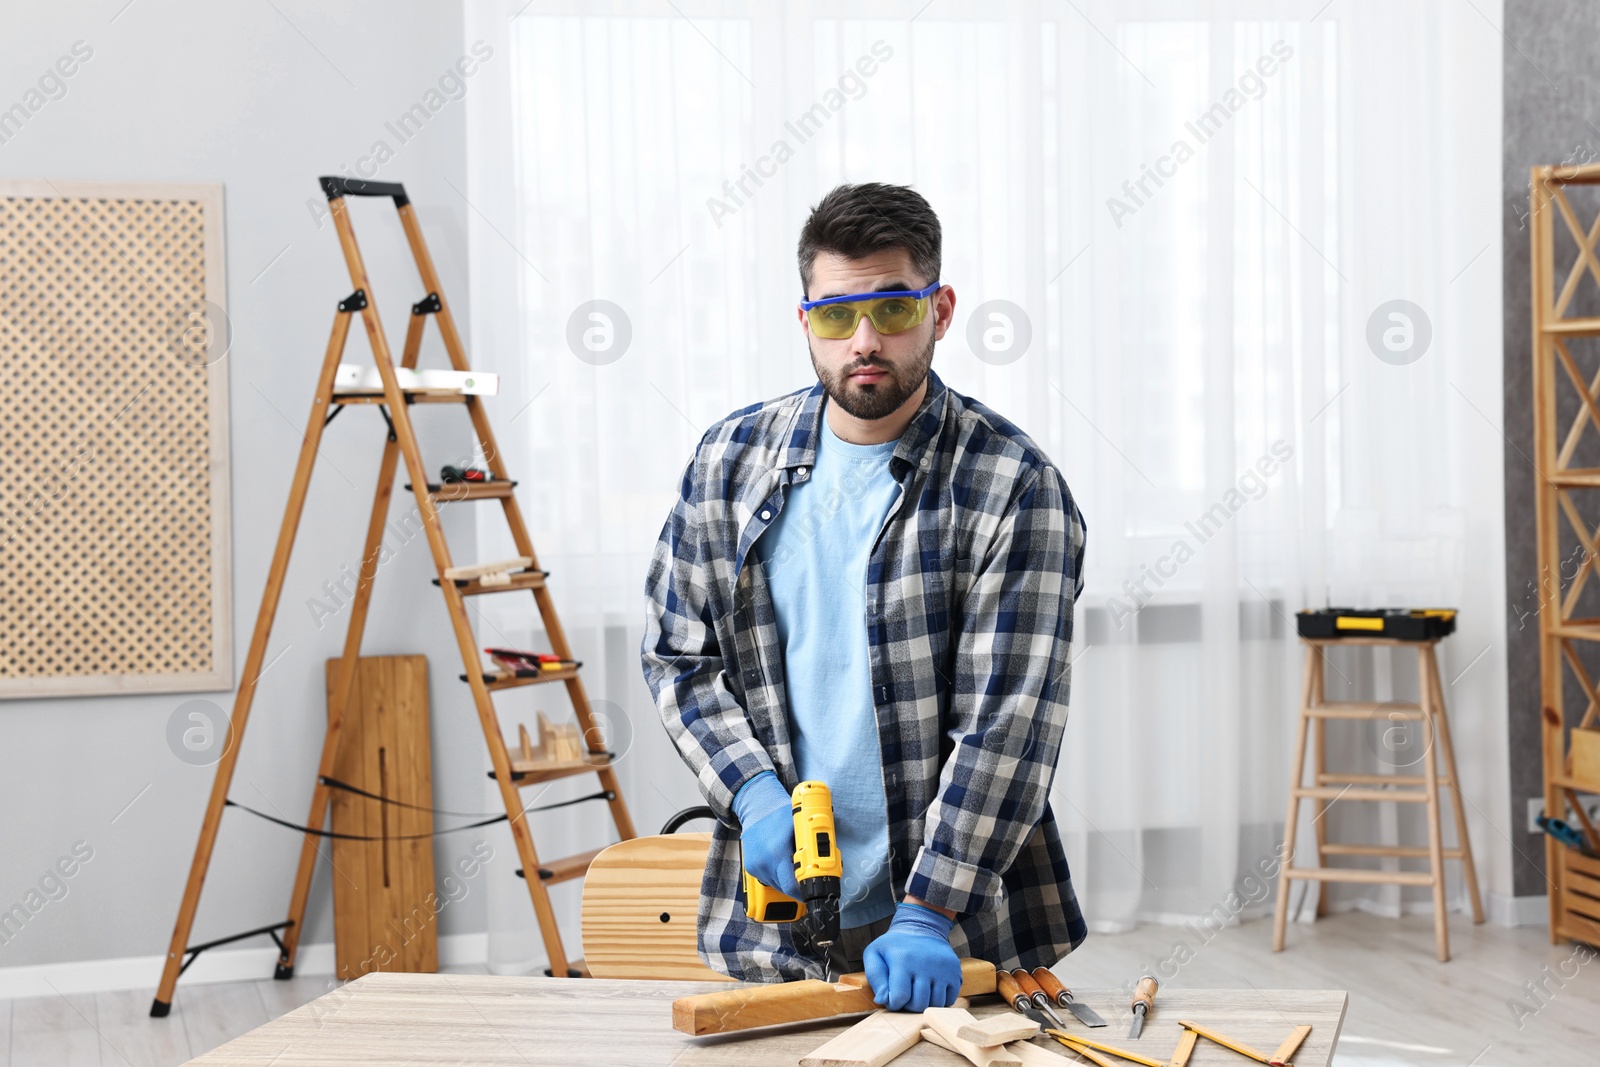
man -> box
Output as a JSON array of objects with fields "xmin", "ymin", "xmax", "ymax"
[{"xmin": 642, "ymin": 182, "xmax": 1086, "ymax": 1012}]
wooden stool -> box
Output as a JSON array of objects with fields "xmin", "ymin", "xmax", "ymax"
[{"xmin": 1271, "ymin": 635, "xmax": 1484, "ymax": 961}]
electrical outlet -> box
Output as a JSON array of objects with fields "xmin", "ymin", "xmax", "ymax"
[{"xmin": 1530, "ymin": 794, "xmax": 1600, "ymax": 833}]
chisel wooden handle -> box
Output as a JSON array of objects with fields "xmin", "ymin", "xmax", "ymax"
[
  {"xmin": 1010, "ymin": 968, "xmax": 1047, "ymax": 1003},
  {"xmin": 1131, "ymin": 975, "xmax": 1158, "ymax": 1014},
  {"xmin": 1031, "ymin": 967, "xmax": 1073, "ymax": 1006},
  {"xmin": 997, "ymin": 970, "xmax": 1033, "ymax": 1011}
]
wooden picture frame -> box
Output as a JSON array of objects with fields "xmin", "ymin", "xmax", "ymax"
[{"xmin": 0, "ymin": 179, "xmax": 231, "ymax": 697}]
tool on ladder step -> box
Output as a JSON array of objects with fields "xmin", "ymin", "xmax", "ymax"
[
  {"xmin": 488, "ymin": 648, "xmax": 578, "ymax": 675},
  {"xmin": 442, "ymin": 556, "xmax": 531, "ymax": 583},
  {"xmin": 1127, "ymin": 975, "xmax": 1158, "ymax": 1038},
  {"xmin": 441, "ymin": 464, "xmax": 493, "ymax": 483},
  {"xmin": 1031, "ymin": 967, "xmax": 1108, "ymax": 1028},
  {"xmin": 149, "ymin": 175, "xmax": 636, "ymax": 1017},
  {"xmin": 1294, "ymin": 607, "xmax": 1456, "ymax": 641}
]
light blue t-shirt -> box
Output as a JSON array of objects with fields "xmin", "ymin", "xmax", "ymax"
[{"xmin": 754, "ymin": 410, "xmax": 903, "ymax": 927}]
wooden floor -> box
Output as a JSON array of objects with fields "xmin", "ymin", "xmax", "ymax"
[{"xmin": 4, "ymin": 913, "xmax": 1595, "ymax": 1065}]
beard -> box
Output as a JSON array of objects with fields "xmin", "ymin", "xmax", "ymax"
[{"xmin": 810, "ymin": 330, "xmax": 935, "ymax": 422}]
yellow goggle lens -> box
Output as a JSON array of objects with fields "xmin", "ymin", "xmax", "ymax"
[{"xmin": 806, "ymin": 295, "xmax": 930, "ymax": 339}]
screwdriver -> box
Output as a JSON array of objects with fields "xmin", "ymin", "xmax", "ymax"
[
  {"xmin": 1127, "ymin": 974, "xmax": 1158, "ymax": 1039},
  {"xmin": 1031, "ymin": 967, "xmax": 1108, "ymax": 1028},
  {"xmin": 996, "ymin": 970, "xmax": 1056, "ymax": 1031}
]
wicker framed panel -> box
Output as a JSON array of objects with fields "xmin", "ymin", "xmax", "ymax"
[{"xmin": 0, "ymin": 180, "xmax": 232, "ymax": 698}]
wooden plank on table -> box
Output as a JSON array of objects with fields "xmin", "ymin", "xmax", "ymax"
[
  {"xmin": 918, "ymin": 1015, "xmax": 1022, "ymax": 1067},
  {"xmin": 327, "ymin": 655, "xmax": 437, "ymax": 980},
  {"xmin": 955, "ymin": 1011, "xmax": 1037, "ymax": 1046},
  {"xmin": 673, "ymin": 958, "xmax": 996, "ymax": 1035},
  {"xmin": 799, "ymin": 1008, "xmax": 929, "ymax": 1067},
  {"xmin": 923, "ymin": 1008, "xmax": 1023, "ymax": 1065}
]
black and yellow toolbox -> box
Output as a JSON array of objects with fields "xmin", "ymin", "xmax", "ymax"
[{"xmin": 1296, "ymin": 607, "xmax": 1457, "ymax": 641}]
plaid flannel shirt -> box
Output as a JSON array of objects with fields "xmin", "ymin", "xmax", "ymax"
[{"xmin": 641, "ymin": 368, "xmax": 1087, "ymax": 981}]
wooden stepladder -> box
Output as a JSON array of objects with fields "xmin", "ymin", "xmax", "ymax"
[
  {"xmin": 1271, "ymin": 635, "xmax": 1483, "ymax": 961},
  {"xmin": 151, "ymin": 177, "xmax": 635, "ymax": 1016}
]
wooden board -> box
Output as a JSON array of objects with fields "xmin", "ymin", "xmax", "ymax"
[
  {"xmin": 799, "ymin": 1006, "xmax": 951, "ymax": 1067},
  {"xmin": 1571, "ymin": 726, "xmax": 1600, "ymax": 790},
  {"xmin": 580, "ymin": 833, "xmax": 732, "ymax": 982},
  {"xmin": 0, "ymin": 179, "xmax": 231, "ymax": 697},
  {"xmin": 326, "ymin": 655, "xmax": 437, "ymax": 979},
  {"xmin": 672, "ymin": 958, "xmax": 996, "ymax": 1035},
  {"xmin": 921, "ymin": 1007, "xmax": 1021, "ymax": 1066},
  {"xmin": 184, "ymin": 976, "xmax": 1347, "ymax": 1066}
]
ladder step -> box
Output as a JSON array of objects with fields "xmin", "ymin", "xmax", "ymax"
[
  {"xmin": 1281, "ymin": 866, "xmax": 1435, "ymax": 886},
  {"xmin": 514, "ymin": 847, "xmax": 608, "ymax": 885},
  {"xmin": 1316, "ymin": 773, "xmax": 1452, "ymax": 787},
  {"xmin": 407, "ymin": 480, "xmax": 518, "ymax": 501},
  {"xmin": 332, "ymin": 392, "xmax": 467, "ymax": 405},
  {"xmin": 462, "ymin": 665, "xmax": 581, "ymax": 691},
  {"xmin": 491, "ymin": 754, "xmax": 613, "ymax": 787},
  {"xmin": 433, "ymin": 570, "xmax": 548, "ymax": 596},
  {"xmin": 1320, "ymin": 843, "xmax": 1465, "ymax": 859},
  {"xmin": 1292, "ymin": 786, "xmax": 1430, "ymax": 802},
  {"xmin": 1303, "ymin": 702, "xmax": 1424, "ymax": 720},
  {"xmin": 334, "ymin": 364, "xmax": 499, "ymax": 396}
]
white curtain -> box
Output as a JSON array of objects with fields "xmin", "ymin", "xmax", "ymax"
[{"xmin": 463, "ymin": 0, "xmax": 1506, "ymax": 973}]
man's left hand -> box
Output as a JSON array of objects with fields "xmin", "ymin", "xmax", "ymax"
[{"xmin": 861, "ymin": 901, "xmax": 962, "ymax": 1012}]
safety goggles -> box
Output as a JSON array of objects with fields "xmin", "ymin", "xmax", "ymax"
[{"xmin": 799, "ymin": 281, "xmax": 941, "ymax": 340}]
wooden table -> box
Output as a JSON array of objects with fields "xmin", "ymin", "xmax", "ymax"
[{"xmin": 185, "ymin": 974, "xmax": 1348, "ymax": 1066}]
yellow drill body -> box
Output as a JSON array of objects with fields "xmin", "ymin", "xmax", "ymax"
[{"xmin": 741, "ymin": 781, "xmax": 843, "ymax": 947}]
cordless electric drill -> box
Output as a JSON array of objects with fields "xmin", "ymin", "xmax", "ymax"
[{"xmin": 741, "ymin": 780, "xmax": 842, "ymax": 951}]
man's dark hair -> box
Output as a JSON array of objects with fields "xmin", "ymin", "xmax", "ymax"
[{"xmin": 797, "ymin": 183, "xmax": 942, "ymax": 299}]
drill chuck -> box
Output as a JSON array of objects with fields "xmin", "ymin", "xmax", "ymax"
[{"xmin": 800, "ymin": 876, "xmax": 841, "ymax": 947}]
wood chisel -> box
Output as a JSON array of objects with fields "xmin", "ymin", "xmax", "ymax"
[
  {"xmin": 1031, "ymin": 967, "xmax": 1108, "ymax": 1028},
  {"xmin": 1010, "ymin": 969, "xmax": 1069, "ymax": 1030},
  {"xmin": 996, "ymin": 970, "xmax": 1059, "ymax": 1032},
  {"xmin": 1127, "ymin": 975, "xmax": 1158, "ymax": 1039}
]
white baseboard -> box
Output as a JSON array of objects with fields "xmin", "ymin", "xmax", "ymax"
[
  {"xmin": 0, "ymin": 932, "xmax": 488, "ymax": 1001},
  {"xmin": 1487, "ymin": 892, "xmax": 1550, "ymax": 927}
]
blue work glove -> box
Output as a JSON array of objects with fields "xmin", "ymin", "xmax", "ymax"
[
  {"xmin": 733, "ymin": 771, "xmax": 801, "ymax": 900},
  {"xmin": 862, "ymin": 901, "xmax": 962, "ymax": 1012}
]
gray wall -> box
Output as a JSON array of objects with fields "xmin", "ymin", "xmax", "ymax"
[
  {"xmin": 1502, "ymin": 0, "xmax": 1600, "ymax": 896},
  {"xmin": 0, "ymin": 1, "xmax": 496, "ymax": 968}
]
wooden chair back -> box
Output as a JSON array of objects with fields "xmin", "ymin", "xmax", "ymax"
[{"xmin": 579, "ymin": 832, "xmax": 734, "ymax": 981}]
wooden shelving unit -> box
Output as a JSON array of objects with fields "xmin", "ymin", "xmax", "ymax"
[{"xmin": 1528, "ymin": 162, "xmax": 1600, "ymax": 946}]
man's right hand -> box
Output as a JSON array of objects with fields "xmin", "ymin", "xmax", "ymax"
[{"xmin": 733, "ymin": 772, "xmax": 800, "ymax": 899}]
